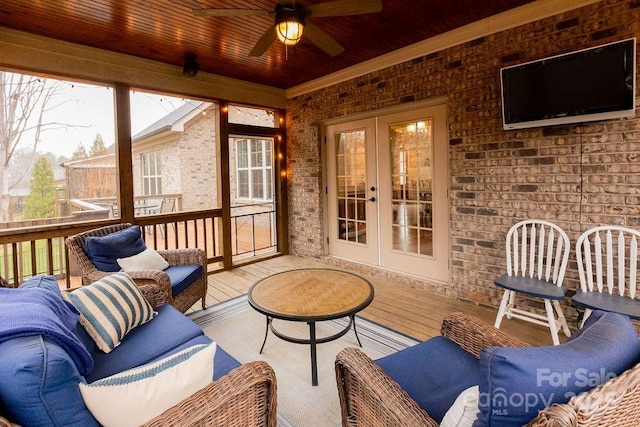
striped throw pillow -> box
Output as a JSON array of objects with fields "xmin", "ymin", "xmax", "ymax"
[
  {"xmin": 65, "ymin": 272, "xmax": 156, "ymax": 353},
  {"xmin": 79, "ymin": 343, "xmax": 216, "ymax": 427}
]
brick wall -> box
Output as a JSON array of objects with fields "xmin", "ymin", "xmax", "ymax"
[
  {"xmin": 132, "ymin": 112, "xmax": 218, "ymax": 211},
  {"xmin": 178, "ymin": 111, "xmax": 218, "ymax": 211},
  {"xmin": 285, "ymin": 0, "xmax": 640, "ymax": 315}
]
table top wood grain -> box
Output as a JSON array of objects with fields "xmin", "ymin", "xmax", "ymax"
[{"xmin": 248, "ymin": 268, "xmax": 374, "ymax": 321}]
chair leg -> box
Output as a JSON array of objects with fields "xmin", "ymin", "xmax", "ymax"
[
  {"xmin": 506, "ymin": 291, "xmax": 516, "ymax": 319},
  {"xmin": 552, "ymin": 300, "xmax": 571, "ymax": 337},
  {"xmin": 495, "ymin": 290, "xmax": 511, "ymax": 328},
  {"xmin": 580, "ymin": 308, "xmax": 593, "ymax": 328},
  {"xmin": 544, "ymin": 299, "xmax": 560, "ymax": 346}
]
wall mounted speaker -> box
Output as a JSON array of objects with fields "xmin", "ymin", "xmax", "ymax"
[{"xmin": 183, "ymin": 55, "xmax": 199, "ymax": 77}]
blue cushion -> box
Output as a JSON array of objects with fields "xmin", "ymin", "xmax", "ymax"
[
  {"xmin": 0, "ymin": 336, "xmax": 99, "ymax": 427},
  {"xmin": 146, "ymin": 333, "xmax": 241, "ymax": 380},
  {"xmin": 376, "ymin": 336, "xmax": 480, "ymax": 423},
  {"xmin": 85, "ymin": 226, "xmax": 146, "ymax": 272},
  {"xmin": 474, "ymin": 311, "xmax": 640, "ymax": 427},
  {"xmin": 494, "ymin": 274, "xmax": 567, "ymax": 300},
  {"xmin": 165, "ymin": 264, "xmax": 203, "ymax": 297},
  {"xmin": 17, "ymin": 276, "xmax": 96, "ymax": 354},
  {"xmin": 214, "ymin": 344, "xmax": 242, "ymax": 380},
  {"xmin": 87, "ymin": 304, "xmax": 204, "ymax": 382},
  {"xmin": 18, "ymin": 275, "xmax": 60, "ymax": 292}
]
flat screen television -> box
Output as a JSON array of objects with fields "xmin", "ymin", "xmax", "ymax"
[{"xmin": 501, "ymin": 38, "xmax": 636, "ymax": 130}]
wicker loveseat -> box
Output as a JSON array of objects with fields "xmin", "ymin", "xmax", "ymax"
[
  {"xmin": 66, "ymin": 223, "xmax": 207, "ymax": 313},
  {"xmin": 0, "ymin": 275, "xmax": 277, "ymax": 426},
  {"xmin": 336, "ymin": 312, "xmax": 640, "ymax": 426}
]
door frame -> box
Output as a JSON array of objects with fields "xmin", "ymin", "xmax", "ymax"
[{"xmin": 320, "ymin": 97, "xmax": 450, "ymax": 282}]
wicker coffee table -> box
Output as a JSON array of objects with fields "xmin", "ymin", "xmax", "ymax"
[{"xmin": 248, "ymin": 268, "xmax": 374, "ymax": 386}]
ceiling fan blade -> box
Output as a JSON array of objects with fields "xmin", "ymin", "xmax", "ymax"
[
  {"xmin": 303, "ymin": 22, "xmax": 344, "ymax": 57},
  {"xmin": 193, "ymin": 8, "xmax": 269, "ymax": 17},
  {"xmin": 307, "ymin": 0, "xmax": 382, "ymax": 17},
  {"xmin": 249, "ymin": 25, "xmax": 277, "ymax": 57}
]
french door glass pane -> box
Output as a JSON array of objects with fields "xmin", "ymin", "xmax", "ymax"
[
  {"xmin": 335, "ymin": 129, "xmax": 367, "ymax": 244},
  {"xmin": 390, "ymin": 119, "xmax": 433, "ymax": 256}
]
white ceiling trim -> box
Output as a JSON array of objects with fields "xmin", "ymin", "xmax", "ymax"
[{"xmin": 285, "ymin": 0, "xmax": 603, "ymax": 99}]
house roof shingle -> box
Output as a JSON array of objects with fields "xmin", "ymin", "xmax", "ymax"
[{"xmin": 132, "ymin": 100, "xmax": 205, "ymax": 142}]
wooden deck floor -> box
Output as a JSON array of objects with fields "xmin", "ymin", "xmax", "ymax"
[{"xmin": 192, "ymin": 254, "xmax": 557, "ymax": 346}]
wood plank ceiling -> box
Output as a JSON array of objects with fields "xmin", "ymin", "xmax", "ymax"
[{"xmin": 0, "ymin": 0, "xmax": 535, "ymax": 89}]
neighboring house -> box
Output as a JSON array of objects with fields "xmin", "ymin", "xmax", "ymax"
[
  {"xmin": 62, "ymin": 101, "xmax": 275, "ymax": 215},
  {"xmin": 132, "ymin": 100, "xmax": 218, "ymax": 212}
]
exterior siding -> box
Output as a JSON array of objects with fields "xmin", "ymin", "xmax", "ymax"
[{"xmin": 285, "ymin": 0, "xmax": 640, "ymax": 317}]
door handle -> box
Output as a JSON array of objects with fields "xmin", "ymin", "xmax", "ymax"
[{"xmin": 368, "ymin": 197, "xmax": 376, "ymax": 202}]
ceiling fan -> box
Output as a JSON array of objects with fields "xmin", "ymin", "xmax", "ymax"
[{"xmin": 193, "ymin": 0, "xmax": 382, "ymax": 57}]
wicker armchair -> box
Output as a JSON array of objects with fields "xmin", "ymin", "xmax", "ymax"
[
  {"xmin": 335, "ymin": 312, "xmax": 640, "ymax": 427},
  {"xmin": 66, "ymin": 223, "xmax": 207, "ymax": 313},
  {"xmin": 139, "ymin": 287, "xmax": 278, "ymax": 427}
]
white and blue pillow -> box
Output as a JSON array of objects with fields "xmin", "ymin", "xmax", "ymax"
[
  {"xmin": 64, "ymin": 272, "xmax": 156, "ymax": 353},
  {"xmin": 79, "ymin": 343, "xmax": 216, "ymax": 427}
]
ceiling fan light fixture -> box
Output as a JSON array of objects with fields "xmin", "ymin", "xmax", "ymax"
[{"xmin": 276, "ymin": 19, "xmax": 304, "ymax": 46}]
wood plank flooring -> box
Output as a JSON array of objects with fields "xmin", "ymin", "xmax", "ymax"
[{"xmin": 192, "ymin": 254, "xmax": 557, "ymax": 346}]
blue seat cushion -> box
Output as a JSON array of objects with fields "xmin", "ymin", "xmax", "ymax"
[
  {"xmin": 573, "ymin": 290, "xmax": 640, "ymax": 320},
  {"xmin": 376, "ymin": 336, "xmax": 480, "ymax": 423},
  {"xmin": 213, "ymin": 344, "xmax": 242, "ymax": 380},
  {"xmin": 165, "ymin": 264, "xmax": 203, "ymax": 297},
  {"xmin": 494, "ymin": 274, "xmax": 567, "ymax": 300},
  {"xmin": 85, "ymin": 226, "xmax": 146, "ymax": 272},
  {"xmin": 0, "ymin": 336, "xmax": 99, "ymax": 426},
  {"xmin": 87, "ymin": 304, "xmax": 204, "ymax": 382},
  {"xmin": 474, "ymin": 310, "xmax": 640, "ymax": 427},
  {"xmin": 147, "ymin": 334, "xmax": 242, "ymax": 380}
]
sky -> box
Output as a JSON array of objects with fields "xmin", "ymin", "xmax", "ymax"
[{"xmin": 29, "ymin": 78, "xmax": 186, "ymax": 158}]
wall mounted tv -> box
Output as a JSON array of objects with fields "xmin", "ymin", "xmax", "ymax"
[{"xmin": 501, "ymin": 38, "xmax": 636, "ymax": 130}]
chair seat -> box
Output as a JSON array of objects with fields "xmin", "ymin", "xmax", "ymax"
[
  {"xmin": 375, "ymin": 336, "xmax": 480, "ymax": 423},
  {"xmin": 494, "ymin": 274, "xmax": 566, "ymax": 300},
  {"xmin": 165, "ymin": 265, "xmax": 203, "ymax": 297},
  {"xmin": 573, "ymin": 291, "xmax": 640, "ymax": 320}
]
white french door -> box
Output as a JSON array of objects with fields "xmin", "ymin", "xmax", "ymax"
[
  {"xmin": 326, "ymin": 118, "xmax": 379, "ymax": 265},
  {"xmin": 326, "ymin": 104, "xmax": 449, "ymax": 282}
]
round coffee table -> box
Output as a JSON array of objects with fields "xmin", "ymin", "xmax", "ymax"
[{"xmin": 248, "ymin": 268, "xmax": 374, "ymax": 386}]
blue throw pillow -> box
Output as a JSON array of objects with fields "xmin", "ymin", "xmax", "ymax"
[
  {"xmin": 85, "ymin": 226, "xmax": 146, "ymax": 272},
  {"xmin": 474, "ymin": 311, "xmax": 640, "ymax": 427}
]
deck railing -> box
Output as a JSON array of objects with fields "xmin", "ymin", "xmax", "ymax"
[
  {"xmin": 231, "ymin": 202, "xmax": 277, "ymax": 259},
  {"xmin": 0, "ymin": 205, "xmax": 277, "ymax": 287}
]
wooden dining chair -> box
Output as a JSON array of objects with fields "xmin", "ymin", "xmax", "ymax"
[
  {"xmin": 494, "ymin": 219, "xmax": 571, "ymax": 345},
  {"xmin": 574, "ymin": 225, "xmax": 640, "ymax": 325}
]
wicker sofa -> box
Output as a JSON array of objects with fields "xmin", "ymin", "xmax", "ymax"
[
  {"xmin": 335, "ymin": 312, "xmax": 640, "ymax": 427},
  {"xmin": 0, "ymin": 275, "xmax": 277, "ymax": 426}
]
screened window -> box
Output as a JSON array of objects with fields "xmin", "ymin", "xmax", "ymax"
[
  {"xmin": 142, "ymin": 152, "xmax": 162, "ymax": 195},
  {"xmin": 236, "ymin": 139, "xmax": 273, "ymax": 201}
]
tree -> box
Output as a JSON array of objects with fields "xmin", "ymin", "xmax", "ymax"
[
  {"xmin": 89, "ymin": 132, "xmax": 109, "ymax": 157},
  {"xmin": 0, "ymin": 71, "xmax": 61, "ymax": 222},
  {"xmin": 22, "ymin": 155, "xmax": 56, "ymax": 219},
  {"xmin": 71, "ymin": 143, "xmax": 88, "ymax": 160}
]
